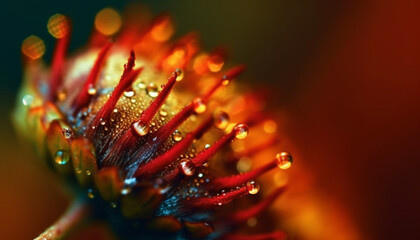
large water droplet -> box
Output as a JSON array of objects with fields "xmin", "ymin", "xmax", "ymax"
[
  {"xmin": 159, "ymin": 109, "xmax": 168, "ymax": 117},
  {"xmin": 246, "ymin": 180, "xmax": 260, "ymax": 195},
  {"xmin": 179, "ymin": 159, "xmax": 195, "ymax": 176},
  {"xmin": 146, "ymin": 83, "xmax": 159, "ymax": 98},
  {"xmin": 172, "ymin": 130, "xmax": 183, "ymax": 142},
  {"xmin": 133, "ymin": 121, "xmax": 149, "ymax": 136},
  {"xmin": 193, "ymin": 97, "xmax": 206, "ymax": 113},
  {"xmin": 276, "ymin": 152, "xmax": 293, "ymax": 170},
  {"xmin": 214, "ymin": 111, "xmax": 230, "ymax": 129},
  {"xmin": 54, "ymin": 150, "xmax": 70, "ymax": 165},
  {"xmin": 234, "ymin": 124, "xmax": 249, "ymax": 139}
]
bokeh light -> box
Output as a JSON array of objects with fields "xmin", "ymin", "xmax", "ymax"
[
  {"xmin": 47, "ymin": 14, "xmax": 70, "ymax": 39},
  {"xmin": 94, "ymin": 8, "xmax": 122, "ymax": 36},
  {"xmin": 21, "ymin": 35, "xmax": 45, "ymax": 60}
]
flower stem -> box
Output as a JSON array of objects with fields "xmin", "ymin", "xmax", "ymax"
[{"xmin": 34, "ymin": 199, "xmax": 90, "ymax": 240}]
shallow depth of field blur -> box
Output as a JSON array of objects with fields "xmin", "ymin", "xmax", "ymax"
[{"xmin": 1, "ymin": 0, "xmax": 419, "ymax": 239}]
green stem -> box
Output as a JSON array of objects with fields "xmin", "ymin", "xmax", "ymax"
[{"xmin": 34, "ymin": 199, "xmax": 90, "ymax": 240}]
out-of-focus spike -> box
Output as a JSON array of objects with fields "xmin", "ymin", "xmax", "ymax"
[
  {"xmin": 227, "ymin": 136, "xmax": 278, "ymax": 164},
  {"xmin": 71, "ymin": 42, "xmax": 113, "ymax": 115},
  {"xmin": 227, "ymin": 187, "xmax": 286, "ymax": 224},
  {"xmin": 201, "ymin": 65, "xmax": 246, "ymax": 102},
  {"xmin": 48, "ymin": 14, "xmax": 71, "ymax": 101},
  {"xmin": 221, "ymin": 231, "xmax": 287, "ymax": 240}
]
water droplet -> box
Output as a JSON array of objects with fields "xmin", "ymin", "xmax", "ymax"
[
  {"xmin": 217, "ymin": 202, "xmax": 222, "ymax": 206},
  {"xmin": 198, "ymin": 173, "xmax": 204, "ymax": 178},
  {"xmin": 54, "ymin": 150, "xmax": 70, "ymax": 165},
  {"xmin": 193, "ymin": 97, "xmax": 206, "ymax": 113},
  {"xmin": 205, "ymin": 144, "xmax": 211, "ymax": 149},
  {"xmin": 121, "ymin": 186, "xmax": 132, "ymax": 195},
  {"xmin": 133, "ymin": 121, "xmax": 149, "ymax": 136},
  {"xmin": 87, "ymin": 84, "xmax": 97, "ymax": 95},
  {"xmin": 124, "ymin": 90, "xmax": 135, "ymax": 97},
  {"xmin": 146, "ymin": 83, "xmax": 159, "ymax": 98},
  {"xmin": 172, "ymin": 130, "xmax": 183, "ymax": 142},
  {"xmin": 85, "ymin": 170, "xmax": 91, "ymax": 176},
  {"xmin": 179, "ymin": 159, "xmax": 195, "ymax": 176},
  {"xmin": 246, "ymin": 180, "xmax": 260, "ymax": 195},
  {"xmin": 87, "ymin": 188, "xmax": 95, "ymax": 199},
  {"xmin": 208, "ymin": 56, "xmax": 224, "ymax": 72},
  {"xmin": 100, "ymin": 118, "xmax": 106, "ymax": 125},
  {"xmin": 159, "ymin": 109, "xmax": 168, "ymax": 117},
  {"xmin": 214, "ymin": 111, "xmax": 229, "ymax": 129},
  {"xmin": 234, "ymin": 124, "xmax": 249, "ymax": 139},
  {"xmin": 22, "ymin": 94, "xmax": 34, "ymax": 106},
  {"xmin": 110, "ymin": 202, "xmax": 117, "ymax": 208},
  {"xmin": 276, "ymin": 152, "xmax": 293, "ymax": 170},
  {"xmin": 175, "ymin": 68, "xmax": 184, "ymax": 81}
]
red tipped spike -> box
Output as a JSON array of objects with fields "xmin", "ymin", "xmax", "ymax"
[
  {"xmin": 185, "ymin": 185, "xmax": 249, "ymax": 210},
  {"xmin": 228, "ymin": 187, "xmax": 286, "ymax": 224},
  {"xmin": 88, "ymin": 66, "xmax": 143, "ymax": 134},
  {"xmin": 222, "ymin": 231, "xmax": 287, "ymax": 240},
  {"xmin": 202, "ymin": 65, "xmax": 246, "ymax": 102},
  {"xmin": 134, "ymin": 116, "xmax": 214, "ymax": 178},
  {"xmin": 192, "ymin": 124, "xmax": 248, "ymax": 167},
  {"xmin": 48, "ymin": 25, "xmax": 71, "ymax": 101},
  {"xmin": 209, "ymin": 161, "xmax": 277, "ymax": 191},
  {"xmin": 72, "ymin": 42, "xmax": 113, "ymax": 114}
]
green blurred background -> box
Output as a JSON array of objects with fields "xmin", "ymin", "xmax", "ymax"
[{"xmin": 1, "ymin": 0, "xmax": 419, "ymax": 239}]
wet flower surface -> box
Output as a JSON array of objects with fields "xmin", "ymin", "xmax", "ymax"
[{"xmin": 15, "ymin": 6, "xmax": 293, "ymax": 240}]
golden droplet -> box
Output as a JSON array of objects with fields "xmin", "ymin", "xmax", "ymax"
[
  {"xmin": 95, "ymin": 8, "xmax": 122, "ymax": 36},
  {"xmin": 146, "ymin": 83, "xmax": 159, "ymax": 98},
  {"xmin": 276, "ymin": 152, "xmax": 293, "ymax": 170},
  {"xmin": 214, "ymin": 111, "xmax": 230, "ymax": 129},
  {"xmin": 233, "ymin": 124, "xmax": 249, "ymax": 139},
  {"xmin": 175, "ymin": 68, "xmax": 184, "ymax": 81},
  {"xmin": 179, "ymin": 159, "xmax": 195, "ymax": 176},
  {"xmin": 21, "ymin": 35, "xmax": 45, "ymax": 60},
  {"xmin": 246, "ymin": 180, "xmax": 260, "ymax": 195},
  {"xmin": 133, "ymin": 121, "xmax": 149, "ymax": 136},
  {"xmin": 47, "ymin": 14, "xmax": 70, "ymax": 39},
  {"xmin": 172, "ymin": 130, "xmax": 183, "ymax": 142},
  {"xmin": 193, "ymin": 97, "xmax": 206, "ymax": 113}
]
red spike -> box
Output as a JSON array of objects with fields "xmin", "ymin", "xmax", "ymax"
[
  {"xmin": 134, "ymin": 116, "xmax": 214, "ymax": 178},
  {"xmin": 209, "ymin": 161, "xmax": 277, "ymax": 191},
  {"xmin": 71, "ymin": 42, "xmax": 113, "ymax": 115},
  {"xmin": 227, "ymin": 187, "xmax": 286, "ymax": 224},
  {"xmin": 185, "ymin": 185, "xmax": 249, "ymax": 210},
  {"xmin": 48, "ymin": 26, "xmax": 71, "ymax": 102},
  {"xmin": 88, "ymin": 66, "xmax": 143, "ymax": 134},
  {"xmin": 202, "ymin": 65, "xmax": 246, "ymax": 102},
  {"xmin": 227, "ymin": 136, "xmax": 278, "ymax": 164},
  {"xmin": 222, "ymin": 231, "xmax": 287, "ymax": 240},
  {"xmin": 133, "ymin": 71, "xmax": 178, "ymax": 128}
]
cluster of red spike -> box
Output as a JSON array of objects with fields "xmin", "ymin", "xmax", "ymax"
[{"xmin": 45, "ymin": 12, "xmax": 288, "ymax": 238}]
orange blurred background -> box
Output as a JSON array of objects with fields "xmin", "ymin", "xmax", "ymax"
[{"xmin": 1, "ymin": 0, "xmax": 419, "ymax": 239}]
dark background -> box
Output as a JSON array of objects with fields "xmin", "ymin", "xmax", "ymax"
[{"xmin": 1, "ymin": 0, "xmax": 419, "ymax": 239}]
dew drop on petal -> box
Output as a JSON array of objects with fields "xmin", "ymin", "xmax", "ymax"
[
  {"xmin": 276, "ymin": 152, "xmax": 293, "ymax": 170},
  {"xmin": 87, "ymin": 188, "xmax": 95, "ymax": 199},
  {"xmin": 87, "ymin": 84, "xmax": 97, "ymax": 95},
  {"xmin": 124, "ymin": 90, "xmax": 135, "ymax": 97}
]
